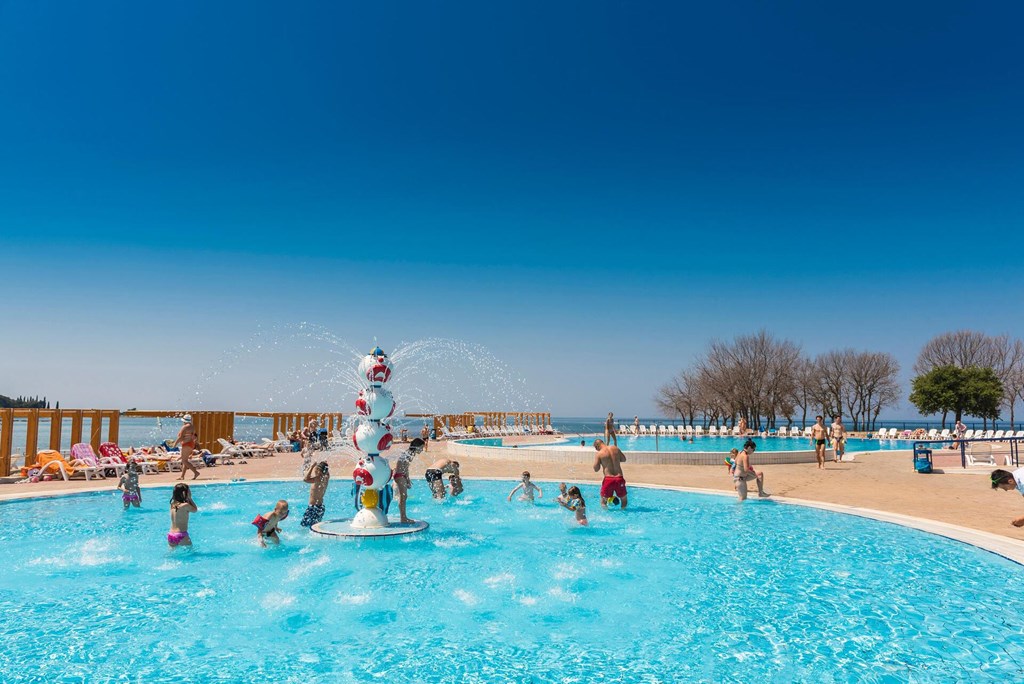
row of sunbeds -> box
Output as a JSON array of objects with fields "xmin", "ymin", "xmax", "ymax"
[
  {"xmin": 874, "ymin": 428, "xmax": 1024, "ymax": 441},
  {"xmin": 441, "ymin": 425, "xmax": 559, "ymax": 439}
]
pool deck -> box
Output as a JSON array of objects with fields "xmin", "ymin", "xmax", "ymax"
[{"xmin": 4, "ymin": 439, "xmax": 1024, "ymax": 562}]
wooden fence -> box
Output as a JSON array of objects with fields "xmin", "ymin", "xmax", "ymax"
[{"xmin": 0, "ymin": 409, "xmax": 344, "ymax": 475}]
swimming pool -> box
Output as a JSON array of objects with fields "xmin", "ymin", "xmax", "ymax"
[
  {"xmin": 2, "ymin": 480, "xmax": 1021, "ymax": 682},
  {"xmin": 461, "ymin": 435, "xmax": 907, "ymax": 452}
]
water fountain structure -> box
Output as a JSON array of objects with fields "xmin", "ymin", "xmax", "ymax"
[{"xmin": 312, "ymin": 346, "xmax": 429, "ymax": 538}]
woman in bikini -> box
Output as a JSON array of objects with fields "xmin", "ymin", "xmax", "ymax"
[
  {"xmin": 174, "ymin": 414, "xmax": 201, "ymax": 481},
  {"xmin": 168, "ymin": 483, "xmax": 197, "ymax": 548}
]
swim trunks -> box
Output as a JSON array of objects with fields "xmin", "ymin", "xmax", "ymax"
[
  {"xmin": 424, "ymin": 469, "xmax": 443, "ymax": 483},
  {"xmin": 122, "ymin": 492, "xmax": 140, "ymax": 503},
  {"xmin": 600, "ymin": 475, "xmax": 627, "ymax": 499},
  {"xmin": 816, "ymin": 439, "xmax": 826, "ymax": 446},
  {"xmin": 300, "ymin": 503, "xmax": 325, "ymax": 528},
  {"xmin": 167, "ymin": 531, "xmax": 190, "ymax": 546}
]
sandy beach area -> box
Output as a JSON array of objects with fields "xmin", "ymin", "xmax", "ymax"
[{"xmin": 4, "ymin": 440, "xmax": 1022, "ymax": 543}]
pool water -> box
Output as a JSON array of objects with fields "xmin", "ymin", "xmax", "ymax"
[
  {"xmin": 463, "ymin": 435, "xmax": 907, "ymax": 452},
  {"xmin": 2, "ymin": 480, "xmax": 1022, "ymax": 682}
]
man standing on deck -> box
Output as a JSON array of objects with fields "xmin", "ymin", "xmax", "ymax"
[
  {"xmin": 633, "ymin": 416, "xmax": 640, "ymax": 436},
  {"xmin": 810, "ymin": 415, "xmax": 829, "ymax": 469},
  {"xmin": 592, "ymin": 439, "xmax": 628, "ymax": 509},
  {"xmin": 830, "ymin": 415, "xmax": 847, "ymax": 463},
  {"xmin": 605, "ymin": 412, "xmax": 618, "ymax": 446}
]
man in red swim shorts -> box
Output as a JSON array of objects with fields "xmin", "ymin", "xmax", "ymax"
[{"xmin": 592, "ymin": 439, "xmax": 628, "ymax": 509}]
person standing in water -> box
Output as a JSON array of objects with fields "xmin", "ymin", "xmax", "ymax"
[
  {"xmin": 507, "ymin": 471, "xmax": 543, "ymax": 502},
  {"xmin": 557, "ymin": 485, "xmax": 588, "ymax": 526},
  {"xmin": 392, "ymin": 438, "xmax": 424, "ymax": 523},
  {"xmin": 830, "ymin": 415, "xmax": 847, "ymax": 463},
  {"xmin": 605, "ymin": 412, "xmax": 618, "ymax": 446},
  {"xmin": 810, "ymin": 415, "xmax": 829, "ymax": 469},
  {"xmin": 592, "ymin": 439, "xmax": 628, "ymax": 509},
  {"xmin": 300, "ymin": 461, "xmax": 330, "ymax": 528},
  {"xmin": 168, "ymin": 483, "xmax": 197, "ymax": 548},
  {"xmin": 173, "ymin": 414, "xmax": 201, "ymax": 481},
  {"xmin": 117, "ymin": 461, "xmax": 142, "ymax": 509},
  {"xmin": 252, "ymin": 500, "xmax": 289, "ymax": 546}
]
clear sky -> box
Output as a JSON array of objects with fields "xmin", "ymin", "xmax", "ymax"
[{"xmin": 1, "ymin": 1, "xmax": 1021, "ymax": 417}]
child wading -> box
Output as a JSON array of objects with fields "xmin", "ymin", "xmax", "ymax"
[
  {"xmin": 557, "ymin": 485, "xmax": 588, "ymax": 526},
  {"xmin": 118, "ymin": 461, "xmax": 142, "ymax": 509},
  {"xmin": 507, "ymin": 471, "xmax": 543, "ymax": 502},
  {"xmin": 253, "ymin": 500, "xmax": 289, "ymax": 546},
  {"xmin": 168, "ymin": 483, "xmax": 197, "ymax": 548},
  {"xmin": 301, "ymin": 462, "xmax": 330, "ymax": 528}
]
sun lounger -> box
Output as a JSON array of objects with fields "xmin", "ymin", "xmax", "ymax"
[
  {"xmin": 19, "ymin": 449, "xmax": 79, "ymax": 481},
  {"xmin": 927, "ymin": 429, "xmax": 939, "ymax": 439},
  {"xmin": 694, "ymin": 426, "xmax": 704, "ymax": 436},
  {"xmin": 939, "ymin": 429, "xmax": 951, "ymax": 439},
  {"xmin": 70, "ymin": 443, "xmax": 120, "ymax": 480}
]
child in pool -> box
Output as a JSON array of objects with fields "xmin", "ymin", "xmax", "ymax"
[
  {"xmin": 557, "ymin": 486, "xmax": 588, "ymax": 526},
  {"xmin": 117, "ymin": 461, "xmax": 142, "ymax": 509},
  {"xmin": 301, "ymin": 461, "xmax": 330, "ymax": 528},
  {"xmin": 507, "ymin": 471, "xmax": 543, "ymax": 502},
  {"xmin": 168, "ymin": 483, "xmax": 197, "ymax": 548},
  {"xmin": 555, "ymin": 482, "xmax": 569, "ymax": 504},
  {"xmin": 252, "ymin": 500, "xmax": 289, "ymax": 546}
]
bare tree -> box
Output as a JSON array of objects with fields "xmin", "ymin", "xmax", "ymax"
[
  {"xmin": 913, "ymin": 330, "xmax": 1004, "ymax": 375},
  {"xmin": 993, "ymin": 337, "xmax": 1024, "ymax": 429}
]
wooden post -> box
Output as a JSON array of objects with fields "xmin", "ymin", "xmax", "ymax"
[
  {"xmin": 70, "ymin": 411, "xmax": 84, "ymax": 449},
  {"xmin": 0, "ymin": 408, "xmax": 13, "ymax": 475},
  {"xmin": 47, "ymin": 409, "xmax": 63, "ymax": 452},
  {"xmin": 108, "ymin": 411, "xmax": 119, "ymax": 447},
  {"xmin": 88, "ymin": 410, "xmax": 103, "ymax": 452},
  {"xmin": 25, "ymin": 410, "xmax": 40, "ymax": 463}
]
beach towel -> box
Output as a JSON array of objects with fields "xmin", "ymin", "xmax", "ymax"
[{"xmin": 19, "ymin": 450, "xmax": 77, "ymax": 478}]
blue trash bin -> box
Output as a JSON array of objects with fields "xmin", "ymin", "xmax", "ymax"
[{"xmin": 913, "ymin": 448, "xmax": 933, "ymax": 474}]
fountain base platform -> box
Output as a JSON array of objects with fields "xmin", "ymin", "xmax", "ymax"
[{"xmin": 311, "ymin": 519, "xmax": 429, "ymax": 538}]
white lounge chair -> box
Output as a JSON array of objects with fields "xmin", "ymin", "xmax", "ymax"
[
  {"xmin": 939, "ymin": 429, "xmax": 951, "ymax": 439},
  {"xmin": 1015, "ymin": 431, "xmax": 1024, "ymax": 439},
  {"xmin": 982, "ymin": 430, "xmax": 995, "ymax": 439},
  {"xmin": 993, "ymin": 430, "xmax": 1005, "ymax": 440},
  {"xmin": 708, "ymin": 426, "xmax": 718, "ymax": 436},
  {"xmin": 694, "ymin": 426, "xmax": 704, "ymax": 436},
  {"xmin": 927, "ymin": 429, "xmax": 939, "ymax": 439},
  {"xmin": 966, "ymin": 443, "xmax": 995, "ymax": 466}
]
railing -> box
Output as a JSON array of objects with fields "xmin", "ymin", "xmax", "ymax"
[
  {"xmin": 0, "ymin": 409, "xmax": 344, "ymax": 476},
  {"xmin": 912, "ymin": 437, "xmax": 1023, "ymax": 470}
]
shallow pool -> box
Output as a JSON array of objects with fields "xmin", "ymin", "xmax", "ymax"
[
  {"xmin": 1, "ymin": 480, "xmax": 1021, "ymax": 682},
  {"xmin": 463, "ymin": 435, "xmax": 907, "ymax": 452}
]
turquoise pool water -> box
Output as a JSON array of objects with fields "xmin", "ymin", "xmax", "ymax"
[
  {"xmin": 462, "ymin": 435, "xmax": 906, "ymax": 452},
  {"xmin": 2, "ymin": 480, "xmax": 1021, "ymax": 682}
]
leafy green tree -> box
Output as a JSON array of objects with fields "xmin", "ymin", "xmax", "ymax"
[{"xmin": 909, "ymin": 365, "xmax": 1003, "ymax": 426}]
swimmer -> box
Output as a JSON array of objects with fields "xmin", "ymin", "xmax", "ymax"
[
  {"xmin": 300, "ymin": 461, "xmax": 330, "ymax": 528},
  {"xmin": 252, "ymin": 500, "xmax": 289, "ymax": 546},
  {"xmin": 557, "ymin": 485, "xmax": 588, "ymax": 526},
  {"xmin": 555, "ymin": 482, "xmax": 569, "ymax": 504},
  {"xmin": 392, "ymin": 438, "xmax": 425, "ymax": 523},
  {"xmin": 592, "ymin": 439, "xmax": 628, "ymax": 509},
  {"xmin": 117, "ymin": 461, "xmax": 142, "ymax": 509},
  {"xmin": 507, "ymin": 471, "xmax": 543, "ymax": 502},
  {"xmin": 168, "ymin": 483, "xmax": 197, "ymax": 548},
  {"xmin": 424, "ymin": 458, "xmax": 461, "ymax": 499}
]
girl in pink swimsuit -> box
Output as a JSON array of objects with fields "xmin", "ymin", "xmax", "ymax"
[{"xmin": 168, "ymin": 483, "xmax": 197, "ymax": 548}]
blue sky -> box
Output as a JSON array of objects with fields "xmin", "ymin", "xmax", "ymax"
[{"xmin": 1, "ymin": 1, "xmax": 1021, "ymax": 417}]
